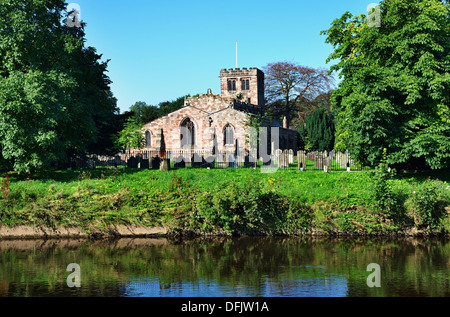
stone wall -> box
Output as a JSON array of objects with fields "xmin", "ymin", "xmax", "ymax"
[{"xmin": 220, "ymin": 68, "xmax": 265, "ymax": 107}]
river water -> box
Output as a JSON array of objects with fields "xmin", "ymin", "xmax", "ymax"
[{"xmin": 0, "ymin": 236, "xmax": 448, "ymax": 297}]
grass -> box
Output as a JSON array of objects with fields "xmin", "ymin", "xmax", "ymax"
[{"xmin": 1, "ymin": 161, "xmax": 449, "ymax": 237}]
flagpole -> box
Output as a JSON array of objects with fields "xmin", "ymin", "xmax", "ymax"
[{"xmin": 236, "ymin": 42, "xmax": 238, "ymax": 69}]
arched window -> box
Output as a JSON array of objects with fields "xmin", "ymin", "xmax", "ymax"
[
  {"xmin": 223, "ymin": 124, "xmax": 234, "ymax": 146},
  {"xmin": 241, "ymin": 79, "xmax": 250, "ymax": 91},
  {"xmin": 145, "ymin": 131, "xmax": 151, "ymax": 147},
  {"xmin": 180, "ymin": 117, "xmax": 195, "ymax": 147},
  {"xmin": 228, "ymin": 79, "xmax": 236, "ymax": 91}
]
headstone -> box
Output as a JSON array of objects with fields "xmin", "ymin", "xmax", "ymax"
[
  {"xmin": 204, "ymin": 156, "xmax": 215, "ymax": 168},
  {"xmin": 160, "ymin": 159, "xmax": 170, "ymax": 171},
  {"xmin": 339, "ymin": 151, "xmax": 349, "ymax": 169},
  {"xmin": 274, "ymin": 149, "xmax": 282, "ymax": 162},
  {"xmin": 192, "ymin": 153, "xmax": 203, "ymax": 168},
  {"xmin": 297, "ymin": 150, "xmax": 306, "ymax": 171},
  {"xmin": 151, "ymin": 157, "xmax": 161, "ymax": 169},
  {"xmin": 315, "ymin": 152, "xmax": 323, "ymax": 168},
  {"xmin": 174, "ymin": 156, "xmax": 186, "ymax": 169},
  {"xmin": 279, "ymin": 150, "xmax": 289, "ymax": 168},
  {"xmin": 288, "ymin": 149, "xmax": 294, "ymax": 164},
  {"xmin": 87, "ymin": 159, "xmax": 95, "ymax": 170},
  {"xmin": 140, "ymin": 158, "xmax": 149, "ymax": 169},
  {"xmin": 127, "ymin": 156, "xmax": 138, "ymax": 169}
]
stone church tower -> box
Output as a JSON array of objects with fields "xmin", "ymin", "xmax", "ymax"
[{"xmin": 219, "ymin": 68, "xmax": 265, "ymax": 107}]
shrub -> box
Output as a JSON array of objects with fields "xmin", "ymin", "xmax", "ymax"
[
  {"xmin": 370, "ymin": 149, "xmax": 400, "ymax": 219},
  {"xmin": 191, "ymin": 179, "xmax": 312, "ymax": 235},
  {"xmin": 409, "ymin": 179, "xmax": 447, "ymax": 230}
]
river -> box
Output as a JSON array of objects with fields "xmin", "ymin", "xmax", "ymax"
[{"xmin": 0, "ymin": 236, "xmax": 448, "ymax": 297}]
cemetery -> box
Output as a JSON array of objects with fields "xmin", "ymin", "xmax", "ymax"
[{"xmin": 89, "ymin": 149, "xmax": 365, "ymax": 173}]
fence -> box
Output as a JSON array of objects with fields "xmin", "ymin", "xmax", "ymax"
[{"xmin": 83, "ymin": 148, "xmax": 370, "ymax": 172}]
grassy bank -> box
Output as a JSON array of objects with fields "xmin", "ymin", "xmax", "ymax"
[{"xmin": 1, "ymin": 164, "xmax": 449, "ymax": 237}]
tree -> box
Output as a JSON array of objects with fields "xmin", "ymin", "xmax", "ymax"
[
  {"xmin": 157, "ymin": 95, "xmax": 188, "ymax": 117},
  {"xmin": 321, "ymin": 0, "xmax": 450, "ymax": 169},
  {"xmin": 129, "ymin": 101, "xmax": 160, "ymax": 125},
  {"xmin": 263, "ymin": 61, "xmax": 333, "ymax": 128},
  {"xmin": 113, "ymin": 118, "xmax": 145, "ymax": 151},
  {"xmin": 0, "ymin": 0, "xmax": 118, "ymax": 172},
  {"xmin": 298, "ymin": 108, "xmax": 335, "ymax": 151}
]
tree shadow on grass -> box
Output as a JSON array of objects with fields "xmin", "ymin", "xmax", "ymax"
[{"xmin": 1, "ymin": 166, "xmax": 151, "ymax": 184}]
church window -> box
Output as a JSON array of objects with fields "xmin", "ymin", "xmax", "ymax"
[
  {"xmin": 145, "ymin": 131, "xmax": 151, "ymax": 147},
  {"xmin": 241, "ymin": 79, "xmax": 250, "ymax": 91},
  {"xmin": 224, "ymin": 124, "xmax": 234, "ymax": 146},
  {"xmin": 228, "ymin": 79, "xmax": 236, "ymax": 91},
  {"xmin": 180, "ymin": 117, "xmax": 195, "ymax": 146}
]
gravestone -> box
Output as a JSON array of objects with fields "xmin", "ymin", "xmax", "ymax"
[
  {"xmin": 323, "ymin": 155, "xmax": 331, "ymax": 173},
  {"xmin": 279, "ymin": 150, "xmax": 289, "ymax": 168},
  {"xmin": 244, "ymin": 155, "xmax": 252, "ymax": 168},
  {"xmin": 274, "ymin": 149, "xmax": 282, "ymax": 163},
  {"xmin": 288, "ymin": 149, "xmax": 294, "ymax": 164},
  {"xmin": 204, "ymin": 156, "xmax": 215, "ymax": 168},
  {"xmin": 315, "ymin": 152, "xmax": 323, "ymax": 168},
  {"xmin": 87, "ymin": 159, "xmax": 95, "ymax": 170},
  {"xmin": 127, "ymin": 156, "xmax": 138, "ymax": 169},
  {"xmin": 140, "ymin": 158, "xmax": 149, "ymax": 169},
  {"xmin": 160, "ymin": 159, "xmax": 170, "ymax": 171},
  {"xmin": 151, "ymin": 157, "xmax": 161, "ymax": 170},
  {"xmin": 297, "ymin": 150, "xmax": 306, "ymax": 170},
  {"xmin": 192, "ymin": 153, "xmax": 203, "ymax": 168},
  {"xmin": 338, "ymin": 151, "xmax": 349, "ymax": 169},
  {"xmin": 174, "ymin": 156, "xmax": 186, "ymax": 169}
]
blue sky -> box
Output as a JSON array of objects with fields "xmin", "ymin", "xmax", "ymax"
[{"xmin": 72, "ymin": 0, "xmax": 377, "ymax": 113}]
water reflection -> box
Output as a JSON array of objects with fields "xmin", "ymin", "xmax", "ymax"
[{"xmin": 0, "ymin": 236, "xmax": 448, "ymax": 297}]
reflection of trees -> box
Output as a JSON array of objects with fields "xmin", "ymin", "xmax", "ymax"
[{"xmin": 0, "ymin": 237, "xmax": 448, "ymax": 297}]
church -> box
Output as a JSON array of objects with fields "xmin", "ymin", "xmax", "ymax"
[{"xmin": 139, "ymin": 67, "xmax": 297, "ymax": 160}]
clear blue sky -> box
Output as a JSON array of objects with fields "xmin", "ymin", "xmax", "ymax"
[{"xmin": 72, "ymin": 0, "xmax": 378, "ymax": 113}]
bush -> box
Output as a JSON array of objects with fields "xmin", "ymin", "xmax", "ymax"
[
  {"xmin": 409, "ymin": 179, "xmax": 447, "ymax": 230},
  {"xmin": 370, "ymin": 151, "xmax": 399, "ymax": 218},
  {"xmin": 191, "ymin": 179, "xmax": 312, "ymax": 235}
]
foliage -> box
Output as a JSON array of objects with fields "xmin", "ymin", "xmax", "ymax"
[
  {"xmin": 298, "ymin": 108, "xmax": 335, "ymax": 151},
  {"xmin": 1, "ymin": 166, "xmax": 449, "ymax": 236},
  {"xmin": 191, "ymin": 179, "xmax": 312, "ymax": 235},
  {"xmin": 112, "ymin": 118, "xmax": 145, "ymax": 151},
  {"xmin": 0, "ymin": 0, "xmax": 118, "ymax": 173},
  {"xmin": 126, "ymin": 96, "xmax": 189, "ymax": 125},
  {"xmin": 370, "ymin": 149, "xmax": 400, "ymax": 220},
  {"xmin": 409, "ymin": 179, "xmax": 448, "ymax": 230},
  {"xmin": 321, "ymin": 0, "xmax": 450, "ymax": 169}
]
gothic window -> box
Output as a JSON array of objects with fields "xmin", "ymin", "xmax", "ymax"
[
  {"xmin": 241, "ymin": 79, "xmax": 250, "ymax": 91},
  {"xmin": 145, "ymin": 131, "xmax": 151, "ymax": 147},
  {"xmin": 228, "ymin": 79, "xmax": 236, "ymax": 91},
  {"xmin": 223, "ymin": 124, "xmax": 234, "ymax": 146},
  {"xmin": 180, "ymin": 117, "xmax": 195, "ymax": 146}
]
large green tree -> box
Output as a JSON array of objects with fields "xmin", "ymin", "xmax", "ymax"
[
  {"xmin": 0, "ymin": 0, "xmax": 118, "ymax": 172},
  {"xmin": 299, "ymin": 108, "xmax": 335, "ymax": 151},
  {"xmin": 321, "ymin": 0, "xmax": 450, "ymax": 169}
]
